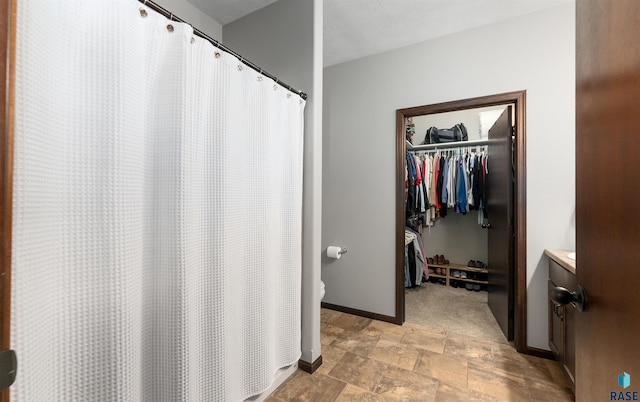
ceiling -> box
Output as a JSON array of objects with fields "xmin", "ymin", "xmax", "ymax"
[{"xmin": 186, "ymin": 0, "xmax": 573, "ymax": 67}]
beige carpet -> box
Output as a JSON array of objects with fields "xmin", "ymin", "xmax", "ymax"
[{"xmin": 405, "ymin": 282, "xmax": 508, "ymax": 344}]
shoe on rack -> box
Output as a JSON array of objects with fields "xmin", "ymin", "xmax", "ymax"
[
  {"xmin": 465, "ymin": 283, "xmax": 474, "ymax": 291},
  {"xmin": 472, "ymin": 284, "xmax": 481, "ymax": 291},
  {"xmin": 474, "ymin": 261, "xmax": 486, "ymax": 269},
  {"xmin": 453, "ymin": 270, "xmax": 461, "ymax": 278},
  {"xmin": 460, "ymin": 271, "xmax": 468, "ymax": 279},
  {"xmin": 428, "ymin": 257, "xmax": 434, "ymax": 265},
  {"xmin": 450, "ymin": 280, "xmax": 458, "ymax": 288},
  {"xmin": 467, "ymin": 259, "xmax": 476, "ymax": 267}
]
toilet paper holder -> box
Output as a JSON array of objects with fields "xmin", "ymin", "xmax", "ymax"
[{"xmin": 326, "ymin": 246, "xmax": 348, "ymax": 259}]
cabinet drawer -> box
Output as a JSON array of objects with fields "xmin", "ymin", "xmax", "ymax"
[
  {"xmin": 549, "ymin": 259, "xmax": 576, "ymax": 289},
  {"xmin": 548, "ymin": 280, "xmax": 564, "ymax": 359}
]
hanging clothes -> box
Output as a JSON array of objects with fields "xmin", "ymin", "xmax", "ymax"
[
  {"xmin": 437, "ymin": 156, "xmax": 447, "ymax": 218},
  {"xmin": 407, "ymin": 148, "xmax": 489, "ymax": 226},
  {"xmin": 414, "ymin": 154, "xmax": 426, "ymax": 213},
  {"xmin": 405, "ymin": 151, "xmax": 417, "ymax": 218},
  {"xmin": 456, "ymin": 154, "xmax": 467, "ymax": 214},
  {"xmin": 404, "ymin": 228, "xmax": 427, "ymax": 287}
]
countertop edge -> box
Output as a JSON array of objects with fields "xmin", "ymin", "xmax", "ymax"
[{"xmin": 544, "ymin": 249, "xmax": 576, "ymax": 275}]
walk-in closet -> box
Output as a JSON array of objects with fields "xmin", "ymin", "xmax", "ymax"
[{"xmin": 396, "ymin": 91, "xmax": 526, "ymax": 346}]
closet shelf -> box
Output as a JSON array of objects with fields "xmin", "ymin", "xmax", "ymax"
[
  {"xmin": 429, "ymin": 262, "xmax": 488, "ymax": 273},
  {"xmin": 406, "ymin": 138, "xmax": 489, "ymax": 151},
  {"xmin": 451, "ymin": 277, "xmax": 487, "ymax": 285},
  {"xmin": 427, "ymin": 262, "xmax": 488, "ymax": 288}
]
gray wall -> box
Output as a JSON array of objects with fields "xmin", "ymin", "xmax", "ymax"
[
  {"xmin": 224, "ymin": 0, "xmax": 323, "ymax": 367},
  {"xmin": 154, "ymin": 0, "xmax": 222, "ymax": 40},
  {"xmin": 423, "ymin": 214, "xmax": 488, "ymax": 266},
  {"xmin": 322, "ymin": 3, "xmax": 575, "ymax": 350}
]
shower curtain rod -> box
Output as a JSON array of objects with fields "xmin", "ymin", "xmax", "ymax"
[{"xmin": 137, "ymin": 0, "xmax": 308, "ymax": 100}]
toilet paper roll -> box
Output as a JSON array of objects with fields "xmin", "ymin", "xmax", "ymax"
[{"xmin": 327, "ymin": 246, "xmax": 344, "ymax": 259}]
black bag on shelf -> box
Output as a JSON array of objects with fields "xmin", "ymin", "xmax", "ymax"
[{"xmin": 422, "ymin": 123, "xmax": 468, "ymax": 144}]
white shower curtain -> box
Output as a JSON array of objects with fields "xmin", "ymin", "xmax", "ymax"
[{"xmin": 11, "ymin": 1, "xmax": 304, "ymax": 401}]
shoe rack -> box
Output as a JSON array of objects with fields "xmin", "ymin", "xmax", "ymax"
[{"xmin": 428, "ymin": 262, "xmax": 488, "ymax": 290}]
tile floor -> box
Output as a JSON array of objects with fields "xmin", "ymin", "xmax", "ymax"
[{"xmin": 267, "ymin": 309, "xmax": 574, "ymax": 402}]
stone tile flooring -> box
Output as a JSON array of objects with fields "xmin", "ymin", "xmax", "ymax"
[{"xmin": 267, "ymin": 309, "xmax": 574, "ymax": 401}]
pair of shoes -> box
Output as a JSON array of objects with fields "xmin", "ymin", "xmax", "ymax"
[
  {"xmin": 434, "ymin": 254, "xmax": 449, "ymax": 265},
  {"xmin": 452, "ymin": 270, "xmax": 461, "ymax": 278},
  {"xmin": 460, "ymin": 271, "xmax": 468, "ymax": 279},
  {"xmin": 472, "ymin": 284, "xmax": 481, "ymax": 291},
  {"xmin": 467, "ymin": 260, "xmax": 486, "ymax": 268}
]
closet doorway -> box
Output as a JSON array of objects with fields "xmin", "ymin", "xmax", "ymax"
[{"xmin": 395, "ymin": 91, "xmax": 527, "ymax": 352}]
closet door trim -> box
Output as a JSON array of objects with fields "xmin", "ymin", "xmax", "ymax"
[
  {"xmin": 0, "ymin": 0, "xmax": 16, "ymax": 401},
  {"xmin": 395, "ymin": 90, "xmax": 529, "ymax": 354}
]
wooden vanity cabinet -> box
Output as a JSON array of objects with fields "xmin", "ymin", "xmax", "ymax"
[{"xmin": 548, "ymin": 258, "xmax": 576, "ymax": 391}]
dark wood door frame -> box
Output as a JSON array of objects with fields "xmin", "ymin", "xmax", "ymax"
[
  {"xmin": 395, "ymin": 90, "xmax": 533, "ymax": 355},
  {"xmin": 0, "ymin": 0, "xmax": 15, "ymax": 401}
]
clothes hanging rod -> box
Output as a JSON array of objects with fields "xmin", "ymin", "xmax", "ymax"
[
  {"xmin": 406, "ymin": 138, "xmax": 489, "ymax": 151},
  {"xmin": 137, "ymin": 0, "xmax": 308, "ymax": 100}
]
